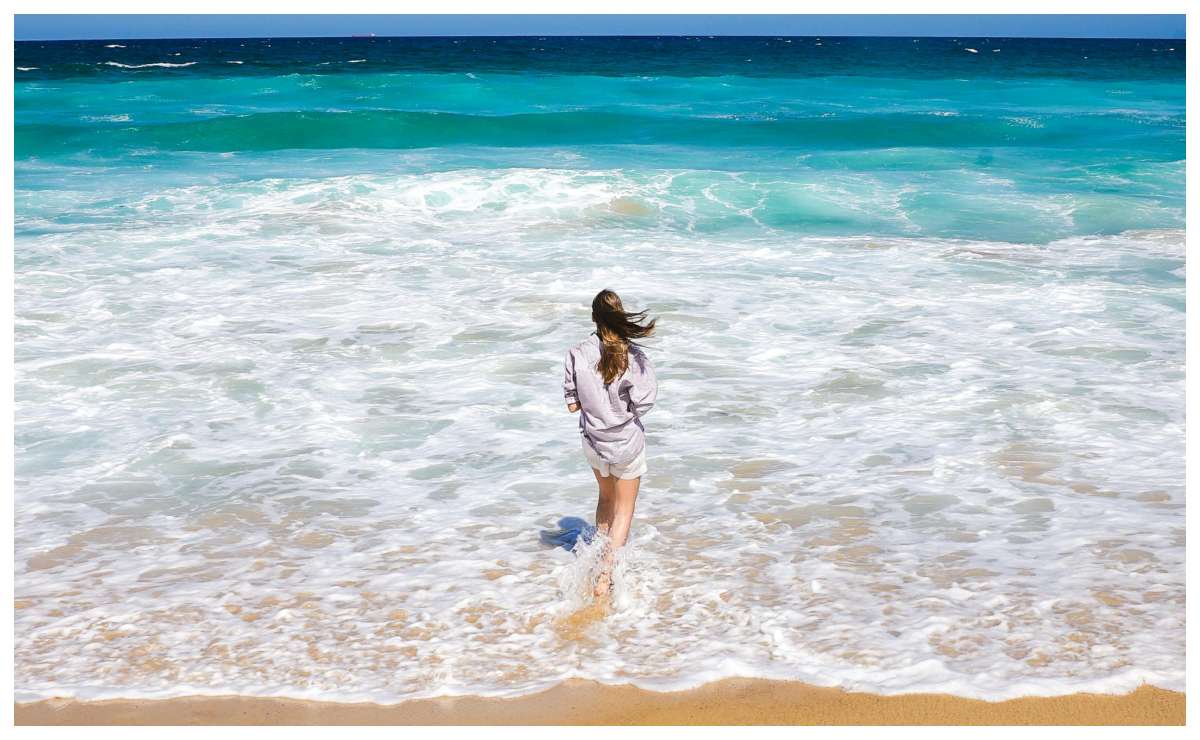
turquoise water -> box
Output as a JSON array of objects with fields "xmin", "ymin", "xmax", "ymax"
[
  {"xmin": 16, "ymin": 37, "xmax": 1185, "ymax": 243},
  {"xmin": 15, "ymin": 37, "xmax": 1186, "ymax": 703}
]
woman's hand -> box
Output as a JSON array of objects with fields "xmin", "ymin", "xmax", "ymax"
[{"xmin": 567, "ymin": 402, "xmax": 580, "ymax": 413}]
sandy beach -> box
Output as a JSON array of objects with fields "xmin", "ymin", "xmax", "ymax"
[{"xmin": 16, "ymin": 679, "xmax": 1184, "ymax": 725}]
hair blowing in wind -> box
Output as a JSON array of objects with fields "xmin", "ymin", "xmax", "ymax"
[{"xmin": 591, "ymin": 289, "xmax": 656, "ymax": 386}]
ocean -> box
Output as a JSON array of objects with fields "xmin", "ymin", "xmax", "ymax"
[{"xmin": 14, "ymin": 36, "xmax": 1185, "ymax": 703}]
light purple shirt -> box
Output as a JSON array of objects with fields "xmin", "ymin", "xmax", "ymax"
[{"xmin": 563, "ymin": 332, "xmax": 658, "ymax": 464}]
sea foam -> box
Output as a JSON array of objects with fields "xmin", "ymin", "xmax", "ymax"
[{"xmin": 13, "ymin": 166, "xmax": 1184, "ymax": 703}]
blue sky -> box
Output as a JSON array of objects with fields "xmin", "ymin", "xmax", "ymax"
[{"xmin": 15, "ymin": 14, "xmax": 1186, "ymax": 41}]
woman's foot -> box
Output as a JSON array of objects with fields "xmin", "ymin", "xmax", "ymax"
[{"xmin": 593, "ymin": 569, "xmax": 612, "ymax": 599}]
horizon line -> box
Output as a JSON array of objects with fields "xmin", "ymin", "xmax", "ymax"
[{"xmin": 16, "ymin": 33, "xmax": 1189, "ymax": 42}]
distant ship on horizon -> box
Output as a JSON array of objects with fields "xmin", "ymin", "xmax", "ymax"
[{"xmin": 351, "ymin": 33, "xmax": 377, "ymax": 38}]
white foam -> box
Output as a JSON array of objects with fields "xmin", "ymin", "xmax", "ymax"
[
  {"xmin": 13, "ymin": 167, "xmax": 1184, "ymax": 705},
  {"xmin": 103, "ymin": 61, "xmax": 198, "ymax": 69}
]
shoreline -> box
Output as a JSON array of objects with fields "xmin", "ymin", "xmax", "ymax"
[{"xmin": 15, "ymin": 678, "xmax": 1184, "ymax": 725}]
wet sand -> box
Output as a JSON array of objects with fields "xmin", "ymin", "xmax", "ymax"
[{"xmin": 15, "ymin": 678, "xmax": 1184, "ymax": 725}]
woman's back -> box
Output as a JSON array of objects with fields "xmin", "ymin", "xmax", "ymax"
[{"xmin": 563, "ymin": 331, "xmax": 657, "ymax": 465}]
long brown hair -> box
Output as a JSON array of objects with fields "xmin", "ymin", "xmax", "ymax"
[{"xmin": 591, "ymin": 289, "xmax": 656, "ymax": 386}]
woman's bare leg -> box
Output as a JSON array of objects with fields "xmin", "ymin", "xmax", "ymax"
[
  {"xmin": 592, "ymin": 467, "xmax": 616, "ymax": 535},
  {"xmin": 594, "ymin": 475, "xmax": 640, "ymax": 598},
  {"xmin": 607, "ymin": 476, "xmax": 641, "ymax": 549}
]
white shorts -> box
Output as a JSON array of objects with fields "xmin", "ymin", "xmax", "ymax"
[{"xmin": 581, "ymin": 438, "xmax": 647, "ymax": 480}]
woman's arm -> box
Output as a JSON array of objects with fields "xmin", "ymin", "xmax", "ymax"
[
  {"xmin": 626, "ymin": 349, "xmax": 657, "ymax": 417},
  {"xmin": 563, "ymin": 348, "xmax": 580, "ymax": 413}
]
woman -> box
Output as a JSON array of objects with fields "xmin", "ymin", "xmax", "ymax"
[{"xmin": 562, "ymin": 289, "xmax": 658, "ymax": 599}]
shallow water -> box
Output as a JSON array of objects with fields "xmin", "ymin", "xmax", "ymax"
[{"xmin": 14, "ymin": 36, "xmax": 1184, "ymax": 702}]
